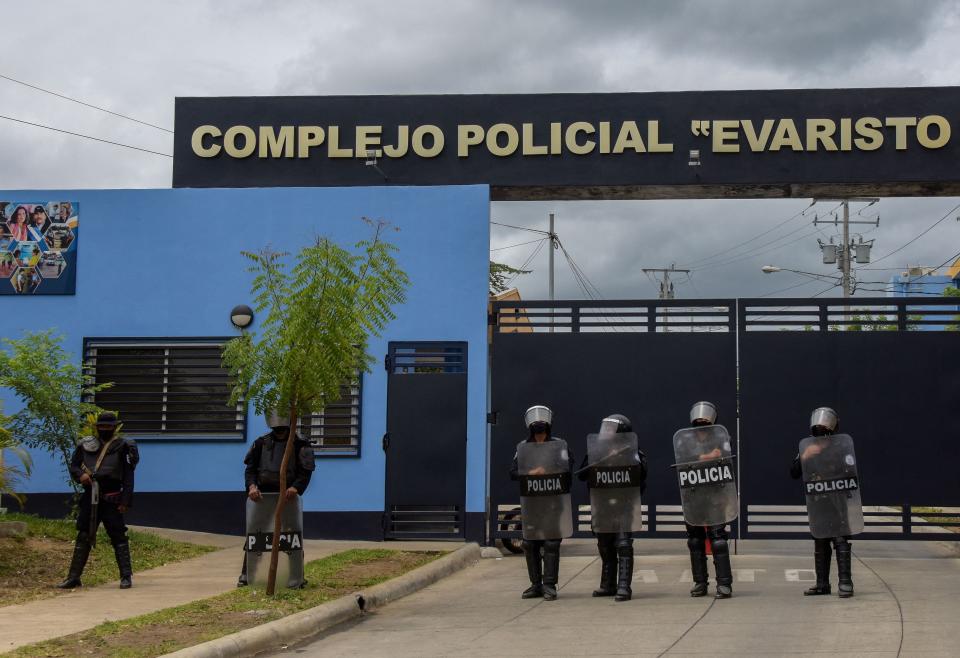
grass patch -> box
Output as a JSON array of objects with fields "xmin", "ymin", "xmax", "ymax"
[
  {"xmin": 911, "ymin": 507, "xmax": 960, "ymax": 533},
  {"xmin": 0, "ymin": 512, "xmax": 216, "ymax": 607},
  {"xmin": 4, "ymin": 548, "xmax": 443, "ymax": 658}
]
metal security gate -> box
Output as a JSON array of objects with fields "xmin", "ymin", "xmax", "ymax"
[
  {"xmin": 489, "ymin": 300, "xmax": 738, "ymax": 541},
  {"xmin": 384, "ymin": 342, "xmax": 467, "ymax": 539},
  {"xmin": 738, "ymin": 297, "xmax": 960, "ymax": 540},
  {"xmin": 489, "ymin": 296, "xmax": 960, "ymax": 543}
]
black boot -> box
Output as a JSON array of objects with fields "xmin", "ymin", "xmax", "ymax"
[
  {"xmin": 592, "ymin": 536, "xmax": 616, "ymax": 597},
  {"xmin": 835, "ymin": 538, "xmax": 854, "ymax": 598},
  {"xmin": 614, "ymin": 539, "xmax": 633, "ymax": 602},
  {"xmin": 57, "ymin": 534, "xmax": 91, "ymax": 589},
  {"xmin": 114, "ymin": 542, "xmax": 133, "ymax": 589},
  {"xmin": 541, "ymin": 540, "xmax": 561, "ymax": 601},
  {"xmin": 521, "ymin": 540, "xmax": 543, "ymax": 599},
  {"xmin": 804, "ymin": 539, "xmax": 832, "ymax": 596},
  {"xmin": 237, "ymin": 552, "xmax": 249, "ymax": 587},
  {"xmin": 687, "ymin": 535, "xmax": 709, "ymax": 597},
  {"xmin": 711, "ymin": 535, "xmax": 733, "ymax": 599}
]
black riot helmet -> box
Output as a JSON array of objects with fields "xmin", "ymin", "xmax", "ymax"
[
  {"xmin": 810, "ymin": 407, "xmax": 839, "ymax": 436},
  {"xmin": 600, "ymin": 414, "xmax": 632, "ymax": 434}
]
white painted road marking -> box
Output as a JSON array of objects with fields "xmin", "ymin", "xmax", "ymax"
[
  {"xmin": 785, "ymin": 568, "xmax": 816, "ymax": 582},
  {"xmin": 632, "ymin": 569, "xmax": 659, "ymax": 583},
  {"xmin": 734, "ymin": 568, "xmax": 766, "ymax": 582}
]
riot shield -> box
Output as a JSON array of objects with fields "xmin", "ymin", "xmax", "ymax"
[
  {"xmin": 586, "ymin": 431, "xmax": 644, "ymax": 533},
  {"xmin": 517, "ymin": 439, "xmax": 573, "ymax": 541},
  {"xmin": 672, "ymin": 424, "xmax": 739, "ymax": 527},
  {"xmin": 245, "ymin": 493, "xmax": 305, "ymax": 588},
  {"xmin": 799, "ymin": 433, "xmax": 863, "ymax": 538}
]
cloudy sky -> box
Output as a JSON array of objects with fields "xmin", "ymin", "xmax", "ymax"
[{"xmin": 3, "ymin": 0, "xmax": 959, "ymax": 299}]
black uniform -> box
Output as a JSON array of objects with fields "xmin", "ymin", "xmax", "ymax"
[
  {"xmin": 577, "ymin": 447, "xmax": 647, "ymax": 601},
  {"xmin": 790, "ymin": 429, "xmax": 854, "ymax": 598},
  {"xmin": 685, "ymin": 421, "xmax": 734, "ymax": 599},
  {"xmin": 509, "ymin": 436, "xmax": 574, "ymax": 601},
  {"xmin": 59, "ymin": 428, "xmax": 139, "ymax": 589},
  {"xmin": 238, "ymin": 428, "xmax": 315, "ymax": 586}
]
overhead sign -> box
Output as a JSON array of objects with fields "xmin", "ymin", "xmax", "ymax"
[{"xmin": 173, "ymin": 88, "xmax": 960, "ymax": 199}]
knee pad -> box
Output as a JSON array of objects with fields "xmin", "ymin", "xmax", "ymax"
[
  {"xmin": 711, "ymin": 537, "xmax": 729, "ymax": 556},
  {"xmin": 687, "ymin": 535, "xmax": 705, "ymax": 553},
  {"xmin": 521, "ymin": 540, "xmax": 540, "ymax": 555},
  {"xmin": 832, "ymin": 536, "xmax": 850, "ymax": 550},
  {"xmin": 543, "ymin": 539, "xmax": 561, "ymax": 555},
  {"xmin": 707, "ymin": 525, "xmax": 729, "ymax": 542},
  {"xmin": 616, "ymin": 538, "xmax": 633, "ymax": 558}
]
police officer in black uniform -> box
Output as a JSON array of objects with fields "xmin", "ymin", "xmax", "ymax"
[
  {"xmin": 509, "ymin": 405, "xmax": 574, "ymax": 601},
  {"xmin": 791, "ymin": 407, "xmax": 854, "ymax": 598},
  {"xmin": 685, "ymin": 401, "xmax": 734, "ymax": 599},
  {"xmin": 578, "ymin": 414, "xmax": 647, "ymax": 601},
  {"xmin": 58, "ymin": 412, "xmax": 139, "ymax": 589},
  {"xmin": 237, "ymin": 410, "xmax": 315, "ymax": 587}
]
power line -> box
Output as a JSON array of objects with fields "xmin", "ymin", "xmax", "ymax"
[
  {"xmin": 490, "ymin": 238, "xmax": 543, "ymax": 252},
  {"xmin": 0, "ymin": 72, "xmax": 173, "ymax": 133},
  {"xmin": 490, "ymin": 220, "xmax": 550, "ymax": 235},
  {"xmin": 691, "ymin": 223, "xmax": 822, "ymax": 272},
  {"xmin": 0, "ymin": 114, "xmax": 172, "ymax": 157},
  {"xmin": 757, "ymin": 277, "xmax": 826, "ymax": 298},
  {"xmin": 869, "ymin": 202, "xmax": 960, "ymax": 265},
  {"xmin": 505, "ymin": 238, "xmax": 547, "ymax": 286}
]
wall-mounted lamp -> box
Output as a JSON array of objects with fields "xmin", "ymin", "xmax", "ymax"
[
  {"xmin": 688, "ymin": 149, "xmax": 701, "ymax": 166},
  {"xmin": 364, "ymin": 150, "xmax": 389, "ymax": 181},
  {"xmin": 230, "ymin": 304, "xmax": 254, "ymax": 329}
]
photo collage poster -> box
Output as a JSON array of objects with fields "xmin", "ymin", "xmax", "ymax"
[{"xmin": 0, "ymin": 201, "xmax": 79, "ymax": 295}]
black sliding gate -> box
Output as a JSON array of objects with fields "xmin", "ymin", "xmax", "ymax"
[{"xmin": 489, "ymin": 297, "xmax": 960, "ymax": 542}]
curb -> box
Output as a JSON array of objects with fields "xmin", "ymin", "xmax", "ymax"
[{"xmin": 160, "ymin": 542, "xmax": 481, "ymax": 658}]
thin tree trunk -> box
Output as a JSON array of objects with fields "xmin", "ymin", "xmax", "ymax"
[{"xmin": 265, "ymin": 400, "xmax": 298, "ymax": 596}]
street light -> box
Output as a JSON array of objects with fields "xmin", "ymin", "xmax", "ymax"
[
  {"xmin": 230, "ymin": 304, "xmax": 254, "ymax": 329},
  {"xmin": 761, "ymin": 265, "xmax": 837, "ymax": 279},
  {"xmin": 761, "ymin": 265, "xmax": 781, "ymax": 273}
]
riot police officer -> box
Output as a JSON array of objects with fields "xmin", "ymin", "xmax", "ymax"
[
  {"xmin": 237, "ymin": 410, "xmax": 315, "ymax": 587},
  {"xmin": 509, "ymin": 405, "xmax": 574, "ymax": 601},
  {"xmin": 578, "ymin": 414, "xmax": 647, "ymax": 601},
  {"xmin": 58, "ymin": 412, "xmax": 139, "ymax": 590},
  {"xmin": 683, "ymin": 402, "xmax": 734, "ymax": 599},
  {"xmin": 791, "ymin": 407, "xmax": 856, "ymax": 598}
]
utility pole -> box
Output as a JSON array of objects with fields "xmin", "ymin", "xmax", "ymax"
[
  {"xmin": 814, "ymin": 197, "xmax": 879, "ymax": 298},
  {"xmin": 642, "ymin": 264, "xmax": 690, "ymax": 332},
  {"xmin": 548, "ymin": 213, "xmax": 557, "ymax": 333}
]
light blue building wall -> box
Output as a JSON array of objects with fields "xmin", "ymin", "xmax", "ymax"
[
  {"xmin": 0, "ymin": 185, "xmax": 490, "ymax": 538},
  {"xmin": 886, "ymin": 272, "xmax": 959, "ymax": 331}
]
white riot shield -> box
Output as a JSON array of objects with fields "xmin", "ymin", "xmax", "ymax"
[
  {"xmin": 672, "ymin": 425, "xmax": 739, "ymax": 527},
  {"xmin": 799, "ymin": 433, "xmax": 863, "ymax": 538},
  {"xmin": 245, "ymin": 493, "xmax": 305, "ymax": 588},
  {"xmin": 586, "ymin": 431, "xmax": 644, "ymax": 533},
  {"xmin": 517, "ymin": 439, "xmax": 573, "ymax": 541}
]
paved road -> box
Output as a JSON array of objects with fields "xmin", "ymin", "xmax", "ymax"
[{"xmin": 278, "ymin": 539, "xmax": 959, "ymax": 657}]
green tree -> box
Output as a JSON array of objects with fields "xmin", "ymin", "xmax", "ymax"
[
  {"xmin": 489, "ymin": 261, "xmax": 531, "ymax": 295},
  {"xmin": 222, "ymin": 218, "xmax": 408, "ymax": 595},
  {"xmin": 0, "ymin": 403, "xmax": 32, "ymax": 509},
  {"xmin": 944, "ymin": 286, "xmax": 960, "ymax": 330},
  {"xmin": 0, "ymin": 331, "xmax": 110, "ymax": 489}
]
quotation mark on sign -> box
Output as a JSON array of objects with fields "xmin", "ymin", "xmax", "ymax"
[{"xmin": 691, "ymin": 120, "xmax": 712, "ymax": 137}]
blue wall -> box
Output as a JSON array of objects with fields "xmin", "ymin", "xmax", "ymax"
[{"xmin": 0, "ymin": 185, "xmax": 490, "ymax": 516}]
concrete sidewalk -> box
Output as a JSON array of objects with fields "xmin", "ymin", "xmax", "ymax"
[
  {"xmin": 280, "ymin": 538, "xmax": 960, "ymax": 657},
  {"xmin": 0, "ymin": 527, "xmax": 459, "ymax": 653}
]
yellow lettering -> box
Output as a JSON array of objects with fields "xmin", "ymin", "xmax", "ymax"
[
  {"xmin": 412, "ymin": 125, "xmax": 444, "ymax": 157},
  {"xmin": 522, "ymin": 123, "xmax": 548, "ymax": 155},
  {"xmin": 647, "ymin": 120, "xmax": 673, "ymax": 152},
  {"xmin": 741, "ymin": 119, "xmax": 774, "ymax": 151},
  {"xmin": 297, "ymin": 126, "xmax": 325, "ymax": 158},
  {"xmin": 384, "ymin": 126, "xmax": 409, "ymax": 157},
  {"xmin": 550, "ymin": 122, "xmax": 562, "ymax": 154},
  {"xmin": 769, "ymin": 119, "xmax": 803, "ymax": 151},
  {"xmin": 355, "ymin": 125, "xmax": 382, "ymax": 158},
  {"xmin": 457, "ymin": 125, "xmax": 484, "ymax": 157},
  {"xmin": 612, "ymin": 121, "xmax": 646, "ymax": 153},
  {"xmin": 258, "ymin": 126, "xmax": 294, "ymax": 158},
  {"xmin": 223, "ymin": 125, "xmax": 256, "ymax": 158},
  {"xmin": 885, "ymin": 117, "xmax": 917, "ymax": 150},
  {"xmin": 191, "ymin": 125, "xmax": 221, "ymax": 157},
  {"xmin": 712, "ymin": 120, "xmax": 740, "ymax": 153},
  {"xmin": 599, "ymin": 121, "xmax": 611, "ymax": 154},
  {"xmin": 854, "ymin": 117, "xmax": 883, "ymax": 150},
  {"xmin": 565, "ymin": 121, "xmax": 595, "ymax": 155},
  {"xmin": 327, "ymin": 126, "xmax": 353, "ymax": 158},
  {"xmin": 806, "ymin": 119, "xmax": 837, "ymax": 151},
  {"xmin": 486, "ymin": 123, "xmax": 519, "ymax": 156},
  {"xmin": 916, "ymin": 115, "xmax": 951, "ymax": 148},
  {"xmin": 839, "ymin": 118, "xmax": 852, "ymax": 151}
]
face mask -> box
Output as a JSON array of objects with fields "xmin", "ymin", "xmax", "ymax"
[{"xmin": 98, "ymin": 428, "xmax": 115, "ymax": 440}]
